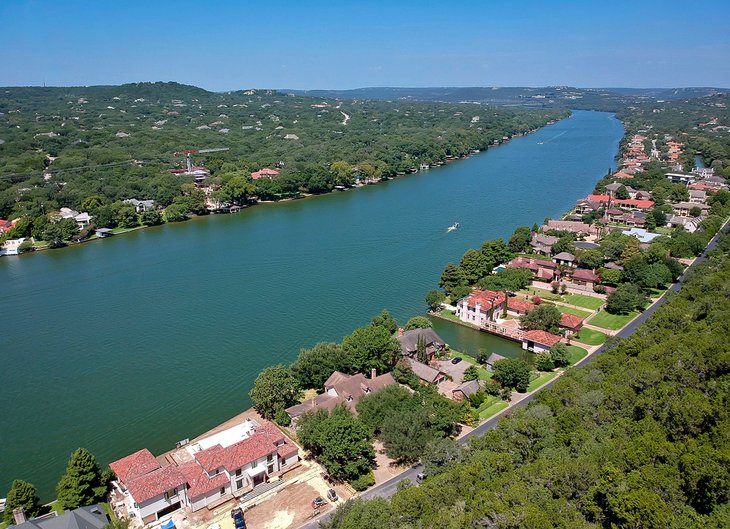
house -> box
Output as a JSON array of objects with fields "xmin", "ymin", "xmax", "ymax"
[
  {"xmin": 552, "ymin": 252, "xmax": 576, "ymax": 267},
  {"xmin": 58, "ymin": 208, "xmax": 93, "ymax": 229},
  {"xmin": 570, "ymin": 268, "xmax": 601, "ymax": 290},
  {"xmin": 666, "ymin": 172, "xmax": 696, "ymax": 185},
  {"xmin": 692, "ymin": 167, "xmax": 714, "ymax": 178},
  {"xmin": 0, "ymin": 218, "xmax": 17, "ymax": 235},
  {"xmin": 574, "ymin": 199, "xmax": 600, "ymax": 216},
  {"xmin": 95, "ymin": 228, "xmax": 113, "ymax": 238},
  {"xmin": 530, "ymin": 233, "xmax": 559, "ymax": 255},
  {"xmin": 613, "ymin": 170, "xmax": 634, "ymax": 179},
  {"xmin": 455, "ymin": 289, "xmax": 507, "ymax": 326},
  {"xmin": 506, "ymin": 256, "xmax": 559, "ymax": 281},
  {"xmin": 688, "ymin": 190, "xmax": 707, "ymax": 204},
  {"xmin": 673, "ymin": 201, "xmax": 710, "ymax": 218},
  {"xmin": 506, "ymin": 298, "xmax": 585, "ymax": 333},
  {"xmin": 622, "ymin": 227, "xmax": 662, "ymax": 244},
  {"xmin": 586, "ymin": 195, "xmax": 655, "ymax": 211},
  {"xmin": 666, "ymin": 215, "xmax": 700, "ymax": 233},
  {"xmin": 0, "ymin": 238, "xmax": 25, "ymax": 256},
  {"xmin": 522, "ymin": 330, "xmax": 562, "ymax": 353},
  {"xmin": 452, "ymin": 379, "xmax": 485, "ymax": 401},
  {"xmin": 701, "ymin": 175, "xmax": 727, "ymax": 189},
  {"xmin": 285, "ymin": 370, "xmax": 396, "ymax": 424},
  {"xmin": 397, "ymin": 328, "xmax": 446, "ymax": 360},
  {"xmin": 543, "ymin": 220, "xmax": 591, "ymax": 235},
  {"xmin": 618, "ymin": 214, "xmax": 646, "ymax": 228},
  {"xmin": 604, "ymin": 182, "xmax": 638, "ymax": 198},
  {"xmin": 123, "ymin": 199, "xmax": 155, "ymax": 212},
  {"xmin": 250, "ymin": 168, "xmax": 280, "ymax": 180},
  {"xmin": 560, "ymin": 313, "xmax": 584, "ymax": 336},
  {"xmin": 485, "ymin": 352, "xmax": 506, "ymax": 371},
  {"xmin": 405, "ymin": 358, "xmax": 446, "ymax": 385},
  {"xmin": 110, "ymin": 420, "xmax": 300, "ymax": 523},
  {"xmin": 7, "ymin": 504, "xmax": 108, "ymax": 529}
]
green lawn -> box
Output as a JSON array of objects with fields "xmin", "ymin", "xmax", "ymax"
[
  {"xmin": 563, "ymin": 293, "xmax": 605, "ymax": 310},
  {"xmin": 517, "ymin": 287, "xmax": 563, "ymax": 301},
  {"xmin": 50, "ymin": 501, "xmax": 64, "ymax": 515},
  {"xmin": 527, "ymin": 371, "xmax": 558, "ymax": 392},
  {"xmin": 646, "ymin": 287, "xmax": 668, "ymax": 298},
  {"xmin": 478, "ymin": 399, "xmax": 509, "ymax": 420},
  {"xmin": 572, "ymin": 327, "xmax": 607, "ymax": 345},
  {"xmin": 655, "ymin": 226, "xmax": 673, "ymax": 235},
  {"xmin": 588, "ymin": 310, "xmax": 639, "ymax": 330},
  {"xmin": 566, "ymin": 345, "xmax": 589, "ymax": 365},
  {"xmin": 437, "ymin": 310, "xmax": 461, "ymax": 323},
  {"xmin": 449, "ymin": 349, "xmax": 492, "ymax": 380},
  {"xmin": 553, "ymin": 304, "xmax": 592, "ymax": 318}
]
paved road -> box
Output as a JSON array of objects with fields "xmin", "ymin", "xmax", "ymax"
[{"xmin": 299, "ymin": 219, "xmax": 729, "ymax": 529}]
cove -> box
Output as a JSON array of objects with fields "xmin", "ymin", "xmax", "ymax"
[{"xmin": 0, "ymin": 110, "xmax": 624, "ymax": 499}]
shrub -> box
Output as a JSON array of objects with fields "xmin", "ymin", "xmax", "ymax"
[
  {"xmin": 535, "ymin": 353, "xmax": 555, "ymax": 371},
  {"xmin": 350, "ymin": 471, "xmax": 375, "ymax": 491}
]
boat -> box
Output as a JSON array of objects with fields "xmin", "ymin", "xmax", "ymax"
[{"xmin": 447, "ymin": 222, "xmax": 460, "ymax": 232}]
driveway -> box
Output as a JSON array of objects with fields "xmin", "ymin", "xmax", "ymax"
[{"xmin": 436, "ymin": 358, "xmax": 470, "ymax": 383}]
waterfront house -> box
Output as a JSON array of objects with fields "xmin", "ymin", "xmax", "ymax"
[
  {"xmin": 455, "ymin": 289, "xmax": 507, "ymax": 326},
  {"xmin": 110, "ymin": 420, "xmax": 300, "ymax": 523},
  {"xmin": 505, "ymin": 257, "xmax": 559, "ymax": 281},
  {"xmin": 0, "ymin": 238, "xmax": 25, "ymax": 256},
  {"xmin": 285, "ymin": 370, "xmax": 396, "ymax": 425},
  {"xmin": 552, "ymin": 252, "xmax": 576, "ymax": 267},
  {"xmin": 604, "ymin": 208, "xmax": 625, "ymax": 223},
  {"xmin": 397, "ymin": 328, "xmax": 446, "ymax": 361},
  {"xmin": 529, "ymin": 233, "xmax": 559, "ymax": 255},
  {"xmin": 250, "ymin": 168, "xmax": 280, "ymax": 180},
  {"xmin": 8, "ymin": 504, "xmax": 108, "ymax": 529},
  {"xmin": 543, "ymin": 219, "xmax": 591, "ymax": 235},
  {"xmin": 0, "ymin": 218, "xmax": 17, "ymax": 235},
  {"xmin": 58, "ymin": 208, "xmax": 93, "ymax": 230},
  {"xmin": 485, "ymin": 352, "xmax": 507, "ymax": 371},
  {"xmin": 613, "ymin": 170, "xmax": 634, "ymax": 179},
  {"xmin": 95, "ymin": 228, "xmax": 114, "ymax": 238},
  {"xmin": 521, "ymin": 330, "xmax": 562, "ymax": 353},
  {"xmin": 574, "ymin": 199, "xmax": 601, "ymax": 216},
  {"xmin": 123, "ymin": 198, "xmax": 155, "ymax": 212},
  {"xmin": 452, "ymin": 379, "xmax": 485, "ymax": 401}
]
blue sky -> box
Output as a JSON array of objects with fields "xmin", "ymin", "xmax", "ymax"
[{"xmin": 2, "ymin": 0, "xmax": 729, "ymax": 90}]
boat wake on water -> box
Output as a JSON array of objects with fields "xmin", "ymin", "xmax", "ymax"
[{"xmin": 447, "ymin": 222, "xmax": 460, "ymax": 232}]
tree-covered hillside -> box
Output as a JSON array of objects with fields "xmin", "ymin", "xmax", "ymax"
[
  {"xmin": 322, "ymin": 233, "xmax": 730, "ymax": 528},
  {"xmin": 0, "ymin": 82, "xmax": 567, "ymax": 219}
]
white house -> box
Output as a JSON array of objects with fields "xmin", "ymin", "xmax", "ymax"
[
  {"xmin": 455, "ymin": 289, "xmax": 506, "ymax": 326},
  {"xmin": 0, "ymin": 238, "xmax": 25, "ymax": 256},
  {"xmin": 521, "ymin": 330, "xmax": 562, "ymax": 354}
]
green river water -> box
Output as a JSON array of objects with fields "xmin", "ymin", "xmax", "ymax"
[{"xmin": 0, "ymin": 110, "xmax": 623, "ymax": 499}]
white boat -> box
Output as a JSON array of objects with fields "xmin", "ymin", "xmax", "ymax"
[{"xmin": 447, "ymin": 222, "xmax": 460, "ymax": 232}]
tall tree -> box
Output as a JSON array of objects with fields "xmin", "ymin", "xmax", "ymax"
[
  {"xmin": 492, "ymin": 358, "xmax": 531, "ymax": 393},
  {"xmin": 459, "ymin": 249, "xmax": 489, "ymax": 284},
  {"xmin": 508, "ymin": 226, "xmax": 532, "ymax": 253},
  {"xmin": 342, "ymin": 325, "xmax": 400, "ymax": 373},
  {"xmin": 520, "ymin": 304, "xmax": 562, "ymax": 334},
  {"xmin": 371, "ymin": 309, "xmax": 398, "ymax": 335},
  {"xmin": 439, "ymin": 262, "xmax": 467, "ymax": 295},
  {"xmin": 3, "ymin": 480, "xmax": 41, "ymax": 524},
  {"xmin": 291, "ymin": 342, "xmax": 350, "ymax": 390},
  {"xmin": 56, "ymin": 448, "xmax": 107, "ymax": 509},
  {"xmin": 249, "ymin": 364, "xmax": 302, "ymax": 420}
]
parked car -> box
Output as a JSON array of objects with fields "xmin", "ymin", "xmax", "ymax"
[
  {"xmin": 451, "ymin": 357, "xmax": 462, "ymax": 364},
  {"xmin": 326, "ymin": 488, "xmax": 338, "ymax": 502},
  {"xmin": 231, "ymin": 507, "xmax": 246, "ymax": 529},
  {"xmin": 312, "ymin": 496, "xmax": 326, "ymax": 509},
  {"xmin": 416, "ymin": 472, "xmax": 426, "ymax": 483}
]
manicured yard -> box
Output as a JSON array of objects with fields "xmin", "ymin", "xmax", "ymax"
[
  {"xmin": 566, "ymin": 345, "xmax": 589, "ymax": 365},
  {"xmin": 478, "ymin": 399, "xmax": 509, "ymax": 420},
  {"xmin": 527, "ymin": 371, "xmax": 557, "ymax": 392},
  {"xmin": 572, "ymin": 327, "xmax": 607, "ymax": 345},
  {"xmin": 553, "ymin": 304, "xmax": 592, "ymax": 318},
  {"xmin": 437, "ymin": 310, "xmax": 461, "ymax": 323},
  {"xmin": 563, "ymin": 293, "xmax": 605, "ymax": 310},
  {"xmin": 518, "ymin": 287, "xmax": 563, "ymax": 301},
  {"xmin": 448, "ymin": 349, "xmax": 492, "ymax": 380},
  {"xmin": 588, "ymin": 310, "xmax": 639, "ymax": 330}
]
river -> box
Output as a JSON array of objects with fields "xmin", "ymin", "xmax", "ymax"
[{"xmin": 0, "ymin": 110, "xmax": 624, "ymax": 499}]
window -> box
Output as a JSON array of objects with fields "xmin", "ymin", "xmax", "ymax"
[
  {"xmin": 251, "ymin": 460, "xmax": 257, "ymax": 468},
  {"xmin": 220, "ymin": 487, "xmax": 226, "ymax": 497},
  {"xmin": 236, "ymin": 479, "xmax": 243, "ymax": 489},
  {"xmin": 267, "ymin": 454, "xmax": 273, "ymax": 463},
  {"xmin": 236, "ymin": 469, "xmax": 242, "ymax": 477}
]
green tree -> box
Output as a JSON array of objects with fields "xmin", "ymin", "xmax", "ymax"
[
  {"xmin": 480, "ymin": 239, "xmax": 513, "ymax": 268},
  {"xmin": 221, "ymin": 175, "xmax": 254, "ymax": 205},
  {"xmin": 164, "ymin": 203, "xmax": 189, "ymax": 222},
  {"xmin": 425, "ymin": 289, "xmax": 445, "ymax": 311},
  {"xmin": 114, "ymin": 204, "xmax": 139, "ymax": 229},
  {"xmin": 56, "ymin": 448, "xmax": 107, "ymax": 509},
  {"xmin": 140, "ymin": 209, "xmax": 163, "ymax": 226},
  {"xmin": 462, "ymin": 365, "xmax": 479, "ymax": 381},
  {"xmin": 291, "ymin": 342, "xmax": 350, "ymax": 389},
  {"xmin": 416, "ymin": 334, "xmax": 428, "ymax": 364},
  {"xmin": 356, "ymin": 384, "xmax": 416, "ymax": 434},
  {"xmin": 404, "ymin": 316, "xmax": 432, "ymax": 330},
  {"xmin": 476, "ymin": 267, "xmax": 532, "ymax": 292},
  {"xmin": 534, "ymin": 353, "xmax": 555, "ymax": 371},
  {"xmin": 380, "ymin": 408, "xmax": 432, "ymax": 463},
  {"xmin": 577, "ymin": 249, "xmax": 604, "ymax": 269},
  {"xmin": 249, "ymin": 364, "xmax": 302, "ymax": 420},
  {"xmin": 492, "ymin": 358, "xmax": 531, "ymax": 392},
  {"xmin": 551, "ymin": 236, "xmax": 575, "ymax": 256},
  {"xmin": 81, "ymin": 195, "xmax": 104, "ymax": 212},
  {"xmin": 520, "ymin": 304, "xmax": 562, "ymax": 334},
  {"xmin": 459, "ymin": 249, "xmax": 490, "ymax": 284},
  {"xmin": 421, "ymin": 437, "xmax": 463, "ymax": 477},
  {"xmin": 615, "ymin": 185, "xmax": 630, "ymax": 199},
  {"xmin": 3, "ymin": 480, "xmax": 41, "ymax": 524},
  {"xmin": 508, "ymin": 226, "xmax": 532, "ymax": 253},
  {"xmin": 439, "ymin": 262, "xmax": 467, "ymax": 295},
  {"xmin": 549, "ymin": 342, "xmax": 570, "ymax": 367},
  {"xmin": 342, "ymin": 325, "xmax": 400, "ymax": 373},
  {"xmin": 606, "ymin": 283, "xmax": 648, "ymax": 314},
  {"xmin": 371, "ymin": 309, "xmax": 398, "ymax": 335}
]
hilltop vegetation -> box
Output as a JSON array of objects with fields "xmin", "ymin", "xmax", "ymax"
[
  {"xmin": 0, "ymin": 82, "xmax": 567, "ymax": 221},
  {"xmin": 322, "ymin": 232, "xmax": 730, "ymax": 529}
]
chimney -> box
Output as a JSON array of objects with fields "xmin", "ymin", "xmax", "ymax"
[
  {"xmin": 371, "ymin": 368, "xmax": 377, "ymax": 380},
  {"xmin": 13, "ymin": 507, "xmax": 27, "ymax": 525}
]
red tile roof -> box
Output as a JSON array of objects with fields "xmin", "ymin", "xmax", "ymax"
[
  {"xmin": 586, "ymin": 194, "xmax": 654, "ymax": 209},
  {"xmin": 560, "ymin": 313, "xmax": 584, "ymax": 329},
  {"xmin": 109, "ymin": 449, "xmax": 161, "ymax": 486},
  {"xmin": 572, "ymin": 268, "xmax": 600, "ymax": 282},
  {"xmin": 523, "ymin": 330, "xmax": 562, "ymax": 347},
  {"xmin": 613, "ymin": 171, "xmax": 634, "ymax": 179},
  {"xmin": 251, "ymin": 168, "xmax": 280, "ymax": 180},
  {"xmin": 462, "ymin": 290, "xmax": 506, "ymax": 310},
  {"xmin": 177, "ymin": 461, "xmax": 230, "ymax": 500},
  {"xmin": 127, "ymin": 464, "xmax": 187, "ymax": 504},
  {"xmin": 194, "ymin": 424, "xmax": 287, "ymax": 473},
  {"xmin": 507, "ymin": 298, "xmax": 536, "ymax": 314}
]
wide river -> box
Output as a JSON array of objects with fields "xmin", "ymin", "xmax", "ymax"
[{"xmin": 0, "ymin": 110, "xmax": 623, "ymax": 499}]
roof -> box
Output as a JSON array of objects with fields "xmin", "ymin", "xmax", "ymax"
[
  {"xmin": 109, "ymin": 448, "xmax": 161, "ymax": 485},
  {"xmin": 453, "ymin": 379, "xmax": 483, "ymax": 397},
  {"xmin": 127, "ymin": 464, "xmax": 187, "ymax": 504},
  {"xmin": 397, "ymin": 328, "xmax": 445, "ymax": 354},
  {"xmin": 506, "ymin": 257, "xmax": 557, "ymax": 271},
  {"xmin": 613, "ymin": 171, "xmax": 634, "ymax": 178},
  {"xmin": 572, "ymin": 268, "xmax": 600, "ymax": 282},
  {"xmin": 523, "ymin": 330, "xmax": 562, "ymax": 347},
  {"xmin": 251, "ymin": 168, "xmax": 280, "ymax": 180},
  {"xmin": 486, "ymin": 353, "xmax": 506, "ymax": 366},
  {"xmin": 177, "ymin": 461, "xmax": 229, "ymax": 499},
  {"xmin": 553, "ymin": 252, "xmax": 575, "ymax": 261},
  {"xmin": 622, "ymin": 228, "xmax": 661, "ymax": 243},
  {"xmin": 531, "ymin": 234, "xmax": 559, "ymax": 246},
  {"xmin": 560, "ymin": 313, "xmax": 584, "ymax": 329},
  {"xmin": 507, "ymin": 298, "xmax": 536, "ymax": 313},
  {"xmin": 194, "ymin": 423, "xmax": 289, "ymax": 473},
  {"xmin": 8, "ymin": 506, "xmax": 108, "ymax": 529},
  {"xmin": 406, "ymin": 358, "xmax": 444, "ymax": 383},
  {"xmin": 544, "ymin": 220, "xmax": 590, "ymax": 233},
  {"xmin": 460, "ymin": 289, "xmax": 506, "ymax": 311}
]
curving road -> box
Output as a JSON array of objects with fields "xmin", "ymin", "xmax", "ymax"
[{"xmin": 299, "ymin": 217, "xmax": 729, "ymax": 529}]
